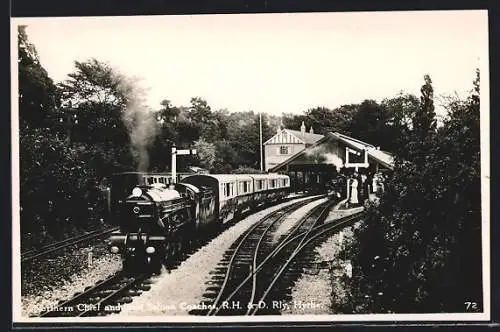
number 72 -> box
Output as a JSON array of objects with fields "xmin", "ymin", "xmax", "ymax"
[{"xmin": 464, "ymin": 301, "xmax": 478, "ymax": 310}]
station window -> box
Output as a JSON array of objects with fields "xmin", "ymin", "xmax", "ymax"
[
  {"xmin": 243, "ymin": 181, "xmax": 249, "ymax": 193},
  {"xmin": 279, "ymin": 146, "xmax": 290, "ymax": 155},
  {"xmin": 270, "ymin": 179, "xmax": 276, "ymax": 188},
  {"xmin": 225, "ymin": 183, "xmax": 231, "ymax": 197}
]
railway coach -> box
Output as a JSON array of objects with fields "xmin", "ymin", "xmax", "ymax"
[{"xmin": 181, "ymin": 173, "xmax": 290, "ymax": 224}]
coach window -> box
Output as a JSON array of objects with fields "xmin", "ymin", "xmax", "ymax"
[
  {"xmin": 243, "ymin": 181, "xmax": 248, "ymax": 193},
  {"xmin": 147, "ymin": 177, "xmax": 153, "ymax": 185}
]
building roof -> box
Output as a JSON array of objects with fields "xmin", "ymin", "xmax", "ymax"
[
  {"xmin": 285, "ymin": 129, "xmax": 325, "ymax": 145},
  {"xmin": 268, "ymin": 131, "xmax": 394, "ymax": 171},
  {"xmin": 331, "ymin": 132, "xmax": 394, "ymax": 169},
  {"xmin": 264, "ymin": 128, "xmax": 324, "ymax": 146}
]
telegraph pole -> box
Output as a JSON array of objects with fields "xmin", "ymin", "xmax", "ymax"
[
  {"xmin": 259, "ymin": 111, "xmax": 263, "ymax": 172},
  {"xmin": 171, "ymin": 144, "xmax": 177, "ymax": 184}
]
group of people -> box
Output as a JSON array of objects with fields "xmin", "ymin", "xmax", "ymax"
[
  {"xmin": 347, "ymin": 171, "xmax": 386, "ymax": 207},
  {"xmin": 325, "ymin": 169, "xmax": 386, "ymax": 208}
]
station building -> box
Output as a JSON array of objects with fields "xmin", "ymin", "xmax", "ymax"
[{"xmin": 264, "ymin": 122, "xmax": 394, "ymax": 192}]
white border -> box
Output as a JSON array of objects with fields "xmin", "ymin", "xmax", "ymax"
[{"xmin": 11, "ymin": 11, "xmax": 491, "ymax": 324}]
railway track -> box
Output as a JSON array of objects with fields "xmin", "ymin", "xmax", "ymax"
[
  {"xmin": 247, "ymin": 210, "xmax": 364, "ymax": 315},
  {"xmin": 194, "ymin": 199, "xmax": 363, "ymax": 316},
  {"xmin": 37, "ymin": 271, "xmax": 151, "ymax": 317},
  {"xmin": 21, "ymin": 227, "xmax": 119, "ymax": 263},
  {"xmin": 185, "ymin": 196, "xmax": 328, "ymax": 315},
  {"xmin": 34, "ymin": 196, "xmax": 319, "ymax": 318}
]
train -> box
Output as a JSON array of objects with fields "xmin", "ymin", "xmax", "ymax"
[{"xmin": 107, "ymin": 172, "xmax": 291, "ymax": 272}]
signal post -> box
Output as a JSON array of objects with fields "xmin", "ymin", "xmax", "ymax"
[{"xmin": 171, "ymin": 144, "xmax": 197, "ymax": 183}]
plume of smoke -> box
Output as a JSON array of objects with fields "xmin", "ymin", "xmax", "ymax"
[
  {"xmin": 113, "ymin": 72, "xmax": 158, "ymax": 172},
  {"xmin": 303, "ymin": 145, "xmax": 344, "ymax": 171}
]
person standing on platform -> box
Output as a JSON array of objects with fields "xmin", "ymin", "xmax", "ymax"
[
  {"xmin": 349, "ymin": 173, "xmax": 359, "ymax": 207},
  {"xmin": 359, "ymin": 173, "xmax": 366, "ymax": 203}
]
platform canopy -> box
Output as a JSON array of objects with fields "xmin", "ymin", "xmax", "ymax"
[{"xmin": 269, "ymin": 132, "xmax": 394, "ymax": 172}]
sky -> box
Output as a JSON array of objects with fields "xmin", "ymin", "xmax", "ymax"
[{"xmin": 12, "ymin": 10, "xmax": 488, "ymax": 117}]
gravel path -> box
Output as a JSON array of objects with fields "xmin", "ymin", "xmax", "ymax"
[
  {"xmin": 281, "ymin": 217, "xmax": 363, "ymax": 315},
  {"xmin": 116, "ymin": 196, "xmax": 318, "ymax": 316}
]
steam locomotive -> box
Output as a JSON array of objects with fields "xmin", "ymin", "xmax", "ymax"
[{"xmin": 107, "ymin": 172, "xmax": 290, "ymax": 272}]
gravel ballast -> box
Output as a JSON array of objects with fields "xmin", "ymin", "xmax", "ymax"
[
  {"xmin": 271, "ymin": 197, "xmax": 328, "ymax": 243},
  {"xmin": 281, "ymin": 219, "xmax": 363, "ymax": 315},
  {"xmin": 21, "ymin": 244, "xmax": 122, "ymax": 317},
  {"xmin": 117, "ymin": 196, "xmax": 320, "ymax": 316}
]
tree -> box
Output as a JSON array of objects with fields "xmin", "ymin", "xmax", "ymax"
[
  {"xmin": 213, "ymin": 140, "xmax": 240, "ymax": 173},
  {"xmin": 343, "ymin": 72, "xmax": 482, "ymax": 313},
  {"xmin": 18, "ymin": 25, "xmax": 59, "ymax": 129},
  {"xmin": 349, "ymin": 100, "xmax": 396, "ymax": 150},
  {"xmin": 193, "ymin": 138, "xmax": 216, "ymax": 171},
  {"xmin": 381, "ymin": 93, "xmax": 421, "ymax": 156},
  {"xmin": 57, "ymin": 58, "xmax": 131, "ymax": 147},
  {"xmin": 435, "ymin": 69, "xmax": 482, "ymax": 308},
  {"xmin": 305, "ymin": 106, "xmax": 357, "ymax": 135},
  {"xmin": 58, "ymin": 58, "xmax": 128, "ymax": 108}
]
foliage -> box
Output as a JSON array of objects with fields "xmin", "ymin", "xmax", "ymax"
[
  {"xmin": 342, "ymin": 72, "xmax": 482, "ymax": 313},
  {"xmin": 18, "ymin": 25, "xmax": 59, "ymax": 129},
  {"xmin": 193, "ymin": 138, "xmax": 216, "ymax": 171},
  {"xmin": 58, "ymin": 58, "xmax": 128, "ymax": 108},
  {"xmin": 18, "ymin": 28, "xmax": 135, "ymax": 249}
]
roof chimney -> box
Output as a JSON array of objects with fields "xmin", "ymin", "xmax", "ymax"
[
  {"xmin": 300, "ymin": 121, "xmax": 306, "ymax": 134},
  {"xmin": 277, "ymin": 119, "xmax": 283, "ymax": 134},
  {"xmin": 309, "ymin": 126, "xmax": 314, "ymax": 134}
]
